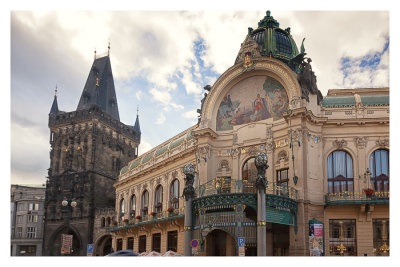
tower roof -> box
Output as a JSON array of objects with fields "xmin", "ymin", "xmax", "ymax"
[
  {"xmin": 76, "ymin": 55, "xmax": 120, "ymax": 120},
  {"xmin": 133, "ymin": 114, "xmax": 141, "ymax": 133},
  {"xmin": 235, "ymin": 10, "xmax": 300, "ymax": 67},
  {"xmin": 49, "ymin": 86, "xmax": 59, "ymax": 115}
]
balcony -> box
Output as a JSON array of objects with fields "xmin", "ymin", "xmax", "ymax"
[
  {"xmin": 325, "ymin": 191, "xmax": 389, "ymax": 206},
  {"xmin": 109, "ymin": 207, "xmax": 185, "ymax": 232},
  {"xmin": 195, "ymin": 177, "xmax": 298, "ymax": 200}
]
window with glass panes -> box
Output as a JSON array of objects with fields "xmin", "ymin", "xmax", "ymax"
[
  {"xmin": 130, "ymin": 195, "xmax": 136, "ymax": 218},
  {"xmin": 329, "ymin": 219, "xmax": 356, "ymax": 256},
  {"xmin": 170, "ymin": 179, "xmax": 180, "ymax": 209},
  {"xmin": 152, "ymin": 233, "xmax": 161, "ymax": 252},
  {"xmin": 127, "ymin": 237, "xmax": 134, "ymax": 250},
  {"xmin": 27, "ymin": 215, "xmax": 37, "ymax": 223},
  {"xmin": 373, "ymin": 219, "xmax": 389, "ymax": 256},
  {"xmin": 154, "ymin": 185, "xmax": 163, "ymax": 213},
  {"xmin": 167, "ymin": 231, "xmax": 178, "ymax": 252},
  {"xmin": 119, "ymin": 198, "xmax": 125, "ymax": 221},
  {"xmin": 27, "ymin": 227, "xmax": 36, "ymax": 239},
  {"xmin": 16, "ymin": 227, "xmax": 22, "ymax": 238},
  {"xmin": 369, "ymin": 149, "xmax": 389, "ymax": 192},
  {"xmin": 327, "ymin": 151, "xmax": 354, "ymax": 193},
  {"xmin": 116, "ymin": 238, "xmax": 123, "ymax": 251},
  {"xmin": 277, "ymin": 169, "xmax": 289, "ymax": 196},
  {"xmin": 139, "ymin": 235, "xmax": 146, "ymax": 253},
  {"xmin": 141, "ymin": 190, "xmax": 149, "ymax": 216},
  {"xmin": 242, "ymin": 157, "xmax": 257, "ymax": 192}
]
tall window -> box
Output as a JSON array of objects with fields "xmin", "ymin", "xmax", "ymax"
[
  {"xmin": 139, "ymin": 235, "xmax": 146, "ymax": 253},
  {"xmin": 327, "ymin": 151, "xmax": 354, "ymax": 193},
  {"xmin": 170, "ymin": 179, "xmax": 180, "ymax": 209},
  {"xmin": 28, "ymin": 203, "xmax": 39, "ymax": 211},
  {"xmin": 373, "ymin": 219, "xmax": 389, "ymax": 256},
  {"xmin": 152, "ymin": 233, "xmax": 161, "ymax": 252},
  {"xmin": 27, "ymin": 227, "xmax": 36, "ymax": 239},
  {"xmin": 141, "ymin": 190, "xmax": 149, "ymax": 216},
  {"xmin": 167, "ymin": 231, "xmax": 178, "ymax": 252},
  {"xmin": 127, "ymin": 237, "xmax": 134, "ymax": 250},
  {"xmin": 277, "ymin": 169, "xmax": 289, "ymax": 196},
  {"xmin": 369, "ymin": 149, "xmax": 389, "ymax": 192},
  {"xmin": 117, "ymin": 238, "xmax": 123, "ymax": 251},
  {"xmin": 119, "ymin": 198, "xmax": 125, "ymax": 221},
  {"xmin": 329, "ymin": 219, "xmax": 356, "ymax": 256},
  {"xmin": 242, "ymin": 158, "xmax": 258, "ymax": 192},
  {"xmin": 154, "ymin": 185, "xmax": 163, "ymax": 213},
  {"xmin": 27, "ymin": 215, "xmax": 38, "ymax": 223},
  {"xmin": 16, "ymin": 227, "xmax": 22, "ymax": 238},
  {"xmin": 130, "ymin": 195, "xmax": 136, "ymax": 218}
]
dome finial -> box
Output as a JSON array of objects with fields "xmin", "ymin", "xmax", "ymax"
[
  {"xmin": 94, "ymin": 48, "xmax": 97, "ymax": 60},
  {"xmin": 108, "ymin": 41, "xmax": 110, "ymax": 56},
  {"xmin": 54, "ymin": 84, "xmax": 58, "ymax": 97}
]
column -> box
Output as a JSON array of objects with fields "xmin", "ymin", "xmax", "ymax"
[
  {"xmin": 255, "ymin": 152, "xmax": 268, "ymax": 256},
  {"xmin": 183, "ymin": 163, "xmax": 196, "ymax": 256}
]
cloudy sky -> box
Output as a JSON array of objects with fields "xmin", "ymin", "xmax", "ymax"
[{"xmin": 8, "ymin": 2, "xmax": 391, "ymax": 186}]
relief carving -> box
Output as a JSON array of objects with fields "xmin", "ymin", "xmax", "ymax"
[
  {"xmin": 354, "ymin": 137, "xmax": 368, "ymax": 149},
  {"xmin": 376, "ymin": 139, "xmax": 389, "ymax": 148},
  {"xmin": 333, "ymin": 139, "xmax": 347, "ymax": 149}
]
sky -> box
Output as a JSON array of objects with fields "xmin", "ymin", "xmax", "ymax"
[{"xmin": 6, "ymin": 2, "xmax": 392, "ymax": 187}]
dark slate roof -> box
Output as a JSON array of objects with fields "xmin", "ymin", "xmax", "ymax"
[
  {"xmin": 76, "ymin": 55, "xmax": 120, "ymax": 120},
  {"xmin": 133, "ymin": 115, "xmax": 141, "ymax": 133},
  {"xmin": 49, "ymin": 95, "xmax": 59, "ymax": 114}
]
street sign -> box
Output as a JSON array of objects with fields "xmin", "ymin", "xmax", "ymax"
[
  {"xmin": 239, "ymin": 250, "xmax": 245, "ymax": 257},
  {"xmin": 87, "ymin": 244, "xmax": 94, "ymax": 256},
  {"xmin": 238, "ymin": 237, "xmax": 245, "ymax": 247},
  {"xmin": 191, "ymin": 239, "xmax": 199, "ymax": 248},
  {"xmin": 192, "ymin": 247, "xmax": 198, "ymax": 255}
]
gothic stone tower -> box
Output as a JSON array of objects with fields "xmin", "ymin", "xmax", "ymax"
[{"xmin": 43, "ymin": 53, "xmax": 140, "ymax": 256}]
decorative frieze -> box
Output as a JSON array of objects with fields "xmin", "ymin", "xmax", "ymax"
[
  {"xmin": 333, "ymin": 139, "xmax": 347, "ymax": 149},
  {"xmin": 354, "ymin": 137, "xmax": 368, "ymax": 149},
  {"xmin": 376, "ymin": 139, "xmax": 389, "ymax": 148}
]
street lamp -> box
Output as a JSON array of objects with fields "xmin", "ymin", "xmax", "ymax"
[{"xmin": 61, "ymin": 198, "xmax": 77, "ymax": 255}]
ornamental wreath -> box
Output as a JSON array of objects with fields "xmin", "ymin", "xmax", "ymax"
[{"xmin": 135, "ymin": 215, "xmax": 142, "ymax": 220}]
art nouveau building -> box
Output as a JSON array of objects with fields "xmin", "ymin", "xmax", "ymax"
[{"xmin": 110, "ymin": 11, "xmax": 389, "ymax": 256}]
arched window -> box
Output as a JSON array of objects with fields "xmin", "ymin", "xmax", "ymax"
[
  {"xmin": 107, "ymin": 217, "xmax": 111, "ymax": 227},
  {"xmin": 170, "ymin": 179, "xmax": 180, "ymax": 209},
  {"xmin": 130, "ymin": 195, "xmax": 136, "ymax": 218},
  {"xmin": 242, "ymin": 157, "xmax": 258, "ymax": 181},
  {"xmin": 119, "ymin": 198, "xmax": 125, "ymax": 221},
  {"xmin": 101, "ymin": 217, "xmax": 105, "ymax": 228},
  {"xmin": 141, "ymin": 190, "xmax": 149, "ymax": 216},
  {"xmin": 154, "ymin": 185, "xmax": 163, "ymax": 213},
  {"xmin": 369, "ymin": 149, "xmax": 389, "ymax": 192},
  {"xmin": 327, "ymin": 150, "xmax": 354, "ymax": 193}
]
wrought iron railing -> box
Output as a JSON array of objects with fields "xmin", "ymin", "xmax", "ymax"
[
  {"xmin": 195, "ymin": 178, "xmax": 298, "ymax": 200},
  {"xmin": 325, "ymin": 191, "xmax": 389, "ymax": 204},
  {"xmin": 113, "ymin": 207, "xmax": 185, "ymax": 228}
]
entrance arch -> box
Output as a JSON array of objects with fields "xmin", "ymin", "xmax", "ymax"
[
  {"xmin": 205, "ymin": 229, "xmax": 237, "ymax": 256},
  {"xmin": 47, "ymin": 226, "xmax": 82, "ymax": 256},
  {"xmin": 94, "ymin": 234, "xmax": 113, "ymax": 256}
]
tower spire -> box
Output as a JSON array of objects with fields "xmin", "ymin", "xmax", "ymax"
[
  {"xmin": 134, "ymin": 105, "xmax": 141, "ymax": 133},
  {"xmin": 49, "ymin": 85, "xmax": 59, "ymax": 115}
]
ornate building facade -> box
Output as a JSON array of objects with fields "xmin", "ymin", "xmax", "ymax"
[
  {"xmin": 43, "ymin": 52, "xmax": 141, "ymax": 256},
  {"xmin": 111, "ymin": 11, "xmax": 389, "ymax": 256}
]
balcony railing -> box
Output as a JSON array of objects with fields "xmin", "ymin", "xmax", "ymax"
[
  {"xmin": 325, "ymin": 191, "xmax": 389, "ymax": 205},
  {"xmin": 111, "ymin": 207, "xmax": 185, "ymax": 230},
  {"xmin": 195, "ymin": 178, "xmax": 298, "ymax": 200}
]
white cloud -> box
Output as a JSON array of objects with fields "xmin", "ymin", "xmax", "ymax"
[
  {"xmin": 183, "ymin": 109, "xmax": 198, "ymax": 119},
  {"xmin": 136, "ymin": 90, "xmax": 142, "ymax": 101},
  {"xmin": 138, "ymin": 139, "xmax": 153, "ymax": 154},
  {"xmin": 156, "ymin": 112, "xmax": 166, "ymax": 124}
]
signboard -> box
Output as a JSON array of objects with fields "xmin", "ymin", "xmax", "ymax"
[
  {"xmin": 61, "ymin": 234, "xmax": 73, "ymax": 255},
  {"xmin": 266, "ymin": 207, "xmax": 294, "ymax": 226},
  {"xmin": 309, "ymin": 221, "xmax": 324, "ymax": 256},
  {"xmin": 238, "ymin": 237, "xmax": 245, "ymax": 247},
  {"xmin": 87, "ymin": 244, "xmax": 94, "ymax": 256},
  {"xmin": 191, "ymin": 239, "xmax": 199, "ymax": 248},
  {"xmin": 192, "ymin": 247, "xmax": 198, "ymax": 255}
]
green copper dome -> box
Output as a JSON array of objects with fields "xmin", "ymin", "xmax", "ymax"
[
  {"xmin": 252, "ymin": 11, "xmax": 299, "ymax": 62},
  {"xmin": 236, "ymin": 11, "xmax": 302, "ymax": 68}
]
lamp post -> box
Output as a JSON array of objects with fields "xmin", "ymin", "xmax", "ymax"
[
  {"xmin": 255, "ymin": 152, "xmax": 268, "ymax": 256},
  {"xmin": 61, "ymin": 198, "xmax": 77, "ymax": 255},
  {"xmin": 183, "ymin": 163, "xmax": 195, "ymax": 256}
]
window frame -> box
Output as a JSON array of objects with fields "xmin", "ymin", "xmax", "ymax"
[{"xmin": 327, "ymin": 150, "xmax": 354, "ymax": 193}]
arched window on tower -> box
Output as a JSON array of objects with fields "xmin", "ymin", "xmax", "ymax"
[
  {"xmin": 119, "ymin": 198, "xmax": 125, "ymax": 221},
  {"xmin": 141, "ymin": 190, "xmax": 149, "ymax": 216},
  {"xmin": 154, "ymin": 185, "xmax": 163, "ymax": 213},
  {"xmin": 327, "ymin": 150, "xmax": 354, "ymax": 193},
  {"xmin": 369, "ymin": 149, "xmax": 389, "ymax": 192},
  {"xmin": 170, "ymin": 179, "xmax": 180, "ymax": 209},
  {"xmin": 130, "ymin": 194, "xmax": 136, "ymax": 219}
]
